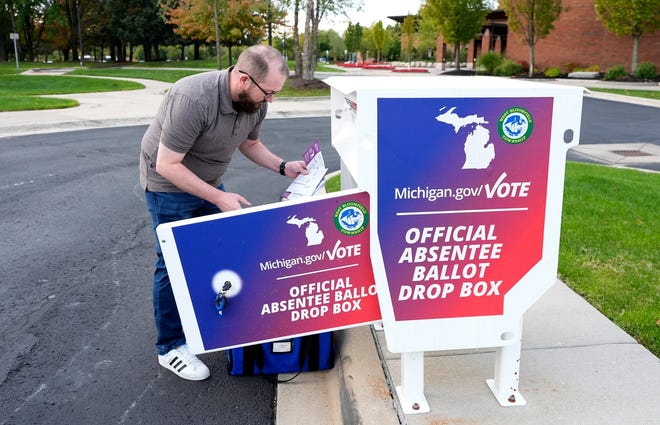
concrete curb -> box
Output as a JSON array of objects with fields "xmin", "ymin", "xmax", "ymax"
[
  {"xmin": 0, "ymin": 117, "xmax": 155, "ymax": 138},
  {"xmin": 276, "ymin": 172, "xmax": 400, "ymax": 425},
  {"xmin": 275, "ymin": 326, "xmax": 400, "ymax": 425},
  {"xmin": 584, "ymin": 90, "xmax": 660, "ymax": 108}
]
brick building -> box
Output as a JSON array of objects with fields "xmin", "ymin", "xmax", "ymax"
[
  {"xmin": 503, "ymin": 0, "xmax": 660, "ymax": 73},
  {"xmin": 429, "ymin": 0, "xmax": 660, "ymax": 73}
]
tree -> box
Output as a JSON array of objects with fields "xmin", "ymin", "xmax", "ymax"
[
  {"xmin": 321, "ymin": 28, "xmax": 344, "ymax": 61},
  {"xmin": 499, "ymin": 0, "xmax": 563, "ymax": 77},
  {"xmin": 401, "ymin": 13, "xmax": 415, "ymax": 64},
  {"xmin": 343, "ymin": 21, "xmax": 361, "ymax": 61},
  {"xmin": 371, "ymin": 20, "xmax": 384, "ymax": 62},
  {"xmin": 292, "ymin": 0, "xmax": 301, "ymax": 76},
  {"xmin": 229, "ymin": 0, "xmax": 358, "ymax": 78},
  {"xmin": 385, "ymin": 22, "xmax": 401, "ymax": 61},
  {"xmin": 359, "ymin": 25, "xmax": 372, "ymax": 59},
  {"xmin": 264, "ymin": 0, "xmax": 287, "ymax": 46},
  {"xmin": 594, "ymin": 0, "xmax": 660, "ymax": 73},
  {"xmin": 417, "ymin": 10, "xmax": 438, "ymax": 60},
  {"xmin": 420, "ymin": 0, "xmax": 491, "ymax": 71},
  {"xmin": 301, "ymin": 0, "xmax": 361, "ymax": 80},
  {"xmin": 217, "ymin": 0, "xmax": 268, "ymax": 66},
  {"xmin": 279, "ymin": 0, "xmax": 302, "ymax": 76},
  {"xmin": 8, "ymin": 0, "xmax": 53, "ymax": 61},
  {"xmin": 164, "ymin": 0, "xmax": 268, "ymax": 68},
  {"xmin": 162, "ymin": 0, "xmax": 211, "ymax": 60}
]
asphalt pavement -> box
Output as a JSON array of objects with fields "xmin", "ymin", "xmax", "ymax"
[{"xmin": 1, "ymin": 67, "xmax": 658, "ymax": 425}]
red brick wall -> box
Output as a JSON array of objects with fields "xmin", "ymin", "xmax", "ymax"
[{"xmin": 504, "ymin": 0, "xmax": 660, "ymax": 73}]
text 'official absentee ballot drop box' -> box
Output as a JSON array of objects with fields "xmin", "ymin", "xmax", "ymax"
[{"xmin": 325, "ymin": 76, "xmax": 584, "ymax": 413}]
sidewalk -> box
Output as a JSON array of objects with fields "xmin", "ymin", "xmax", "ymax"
[
  {"xmin": 1, "ymin": 69, "xmax": 659, "ymax": 138},
  {"xmin": 1, "ymin": 71, "xmax": 658, "ymax": 424},
  {"xmin": 277, "ymin": 280, "xmax": 660, "ymax": 424}
]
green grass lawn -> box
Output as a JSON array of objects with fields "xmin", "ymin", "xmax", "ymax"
[
  {"xmin": 67, "ymin": 67, "xmax": 201, "ymax": 83},
  {"xmin": 0, "ymin": 60, "xmax": 332, "ymax": 111},
  {"xmin": 5, "ymin": 61, "xmax": 660, "ymax": 110},
  {"xmin": 559, "ymin": 162, "xmax": 659, "ymax": 356},
  {"xmin": 68, "ymin": 65, "xmax": 331, "ymax": 97},
  {"xmin": 326, "ymin": 163, "xmax": 660, "ymax": 357},
  {"xmin": 0, "ymin": 73, "xmax": 144, "ymax": 112},
  {"xmin": 588, "ymin": 88, "xmax": 660, "ymax": 101},
  {"xmin": 0, "ymin": 74, "xmax": 144, "ymax": 95},
  {"xmin": 0, "ymin": 95, "xmax": 79, "ymax": 111}
]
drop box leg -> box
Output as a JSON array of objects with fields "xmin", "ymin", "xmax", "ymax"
[
  {"xmin": 486, "ymin": 321, "xmax": 527, "ymax": 406},
  {"xmin": 395, "ymin": 351, "xmax": 430, "ymax": 414}
]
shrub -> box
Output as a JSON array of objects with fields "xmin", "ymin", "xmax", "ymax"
[
  {"xmin": 544, "ymin": 67, "xmax": 562, "ymax": 78},
  {"xmin": 477, "ymin": 52, "xmax": 504, "ymax": 75},
  {"xmin": 518, "ymin": 60, "xmax": 530, "ymax": 73},
  {"xmin": 604, "ymin": 64, "xmax": 628, "ymax": 80},
  {"xmin": 494, "ymin": 59, "xmax": 524, "ymax": 76},
  {"xmin": 634, "ymin": 62, "xmax": 657, "ymax": 80}
]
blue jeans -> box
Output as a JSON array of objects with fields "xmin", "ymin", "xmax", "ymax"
[{"xmin": 144, "ymin": 187, "xmax": 223, "ymax": 355}]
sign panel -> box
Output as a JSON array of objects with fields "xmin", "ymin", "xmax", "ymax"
[
  {"xmin": 157, "ymin": 190, "xmax": 380, "ymax": 354},
  {"xmin": 377, "ymin": 97, "xmax": 552, "ymax": 321}
]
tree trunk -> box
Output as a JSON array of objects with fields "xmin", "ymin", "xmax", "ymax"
[
  {"xmin": 294, "ymin": 0, "xmax": 302, "ymax": 77},
  {"xmin": 631, "ymin": 35, "xmax": 639, "ymax": 74},
  {"xmin": 267, "ymin": 0, "xmax": 272, "ymax": 46},
  {"xmin": 302, "ymin": 0, "xmax": 314, "ymax": 80},
  {"xmin": 529, "ymin": 44, "xmax": 535, "ymax": 77},
  {"xmin": 143, "ymin": 43, "xmax": 151, "ymax": 61},
  {"xmin": 310, "ymin": 1, "xmax": 319, "ymax": 67},
  {"xmin": 213, "ymin": 1, "xmax": 222, "ymax": 70},
  {"xmin": 454, "ymin": 42, "xmax": 460, "ymax": 71}
]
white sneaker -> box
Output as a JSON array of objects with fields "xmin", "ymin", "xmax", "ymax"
[{"xmin": 158, "ymin": 344, "xmax": 210, "ymax": 381}]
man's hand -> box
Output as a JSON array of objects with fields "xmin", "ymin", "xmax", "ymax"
[
  {"xmin": 212, "ymin": 190, "xmax": 252, "ymax": 212},
  {"xmin": 283, "ymin": 160, "xmax": 309, "ymax": 177}
]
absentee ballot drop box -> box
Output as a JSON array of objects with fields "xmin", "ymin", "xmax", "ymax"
[{"xmin": 325, "ymin": 76, "xmax": 584, "ymax": 413}]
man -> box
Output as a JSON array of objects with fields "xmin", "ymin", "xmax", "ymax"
[{"xmin": 139, "ymin": 45, "xmax": 308, "ymax": 381}]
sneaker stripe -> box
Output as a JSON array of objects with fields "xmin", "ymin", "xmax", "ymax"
[
  {"xmin": 159, "ymin": 345, "xmax": 209, "ymax": 380},
  {"xmin": 168, "ymin": 357, "xmax": 188, "ymax": 372}
]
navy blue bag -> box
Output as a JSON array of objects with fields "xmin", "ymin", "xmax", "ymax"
[{"xmin": 227, "ymin": 332, "xmax": 335, "ymax": 380}]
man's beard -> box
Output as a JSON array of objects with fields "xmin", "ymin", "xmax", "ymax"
[{"xmin": 234, "ymin": 91, "xmax": 263, "ymax": 114}]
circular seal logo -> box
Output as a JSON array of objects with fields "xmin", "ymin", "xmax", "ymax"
[
  {"xmin": 498, "ymin": 107, "xmax": 534, "ymax": 144},
  {"xmin": 334, "ymin": 201, "xmax": 368, "ymax": 236}
]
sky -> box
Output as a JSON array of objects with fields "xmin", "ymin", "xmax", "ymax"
[{"xmin": 319, "ymin": 0, "xmax": 424, "ymax": 32}]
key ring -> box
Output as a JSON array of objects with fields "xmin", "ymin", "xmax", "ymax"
[{"xmin": 214, "ymin": 281, "xmax": 232, "ymax": 316}]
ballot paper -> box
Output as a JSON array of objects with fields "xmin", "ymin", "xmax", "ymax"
[{"xmin": 281, "ymin": 140, "xmax": 328, "ymax": 200}]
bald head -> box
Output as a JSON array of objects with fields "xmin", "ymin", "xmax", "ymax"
[{"xmin": 235, "ymin": 45, "xmax": 288, "ymax": 82}]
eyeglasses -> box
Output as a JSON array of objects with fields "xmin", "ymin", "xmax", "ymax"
[{"xmin": 238, "ymin": 70, "xmax": 279, "ymax": 100}]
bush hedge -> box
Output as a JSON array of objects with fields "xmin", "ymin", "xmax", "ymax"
[
  {"xmin": 544, "ymin": 67, "xmax": 562, "ymax": 78},
  {"xmin": 494, "ymin": 59, "xmax": 523, "ymax": 76},
  {"xmin": 476, "ymin": 52, "xmax": 504, "ymax": 75},
  {"xmin": 604, "ymin": 64, "xmax": 628, "ymax": 80},
  {"xmin": 634, "ymin": 62, "xmax": 657, "ymax": 80}
]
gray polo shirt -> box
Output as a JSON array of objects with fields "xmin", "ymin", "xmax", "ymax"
[{"xmin": 139, "ymin": 68, "xmax": 267, "ymax": 192}]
